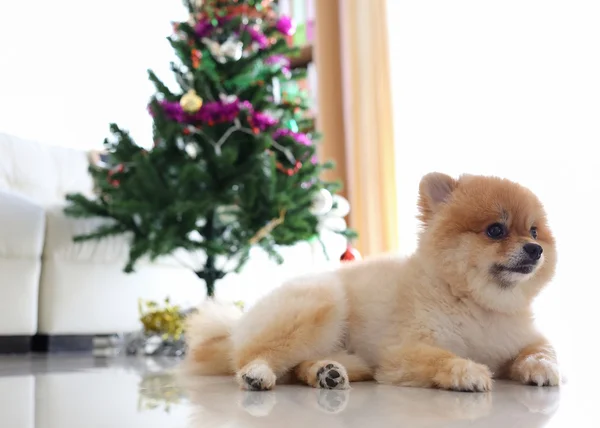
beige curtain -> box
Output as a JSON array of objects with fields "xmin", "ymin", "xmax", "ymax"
[{"xmin": 315, "ymin": 0, "xmax": 398, "ymax": 257}]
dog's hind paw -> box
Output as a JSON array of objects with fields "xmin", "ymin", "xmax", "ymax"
[{"xmin": 316, "ymin": 362, "xmax": 349, "ymax": 390}]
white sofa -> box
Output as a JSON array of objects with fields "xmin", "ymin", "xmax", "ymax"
[{"xmin": 0, "ymin": 133, "xmax": 347, "ymax": 342}]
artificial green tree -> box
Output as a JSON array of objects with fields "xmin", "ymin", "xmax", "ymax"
[{"xmin": 65, "ymin": 0, "xmax": 355, "ymax": 297}]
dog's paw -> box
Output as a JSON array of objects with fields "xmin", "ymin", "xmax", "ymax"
[
  {"xmin": 434, "ymin": 359, "xmax": 493, "ymax": 392},
  {"xmin": 236, "ymin": 361, "xmax": 277, "ymax": 391},
  {"xmin": 513, "ymin": 357, "xmax": 560, "ymax": 387},
  {"xmin": 316, "ymin": 362, "xmax": 349, "ymax": 390}
]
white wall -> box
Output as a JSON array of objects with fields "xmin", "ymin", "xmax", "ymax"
[
  {"xmin": 387, "ymin": 0, "xmax": 600, "ymax": 377},
  {"xmin": 0, "ymin": 0, "xmax": 185, "ymax": 149}
]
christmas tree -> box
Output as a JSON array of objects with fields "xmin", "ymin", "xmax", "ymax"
[{"xmin": 64, "ymin": 0, "xmax": 355, "ymax": 298}]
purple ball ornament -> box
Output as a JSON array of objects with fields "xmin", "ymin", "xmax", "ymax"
[{"xmin": 275, "ymin": 15, "xmax": 296, "ymax": 36}]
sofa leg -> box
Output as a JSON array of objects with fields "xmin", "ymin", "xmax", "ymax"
[
  {"xmin": 32, "ymin": 335, "xmax": 94, "ymax": 353},
  {"xmin": 0, "ymin": 336, "xmax": 32, "ymax": 354}
]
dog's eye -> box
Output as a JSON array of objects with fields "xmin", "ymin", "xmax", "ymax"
[
  {"xmin": 486, "ymin": 223, "xmax": 506, "ymax": 240},
  {"xmin": 530, "ymin": 227, "xmax": 538, "ymax": 239}
]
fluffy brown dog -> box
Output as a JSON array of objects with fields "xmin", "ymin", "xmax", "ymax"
[{"xmin": 184, "ymin": 172, "xmax": 559, "ymax": 392}]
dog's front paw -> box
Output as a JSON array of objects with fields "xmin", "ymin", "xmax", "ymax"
[
  {"xmin": 236, "ymin": 361, "xmax": 277, "ymax": 391},
  {"xmin": 513, "ymin": 356, "xmax": 560, "ymax": 387},
  {"xmin": 434, "ymin": 358, "xmax": 493, "ymax": 392}
]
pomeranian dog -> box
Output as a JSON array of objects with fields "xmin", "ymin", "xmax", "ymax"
[{"xmin": 184, "ymin": 172, "xmax": 559, "ymax": 392}]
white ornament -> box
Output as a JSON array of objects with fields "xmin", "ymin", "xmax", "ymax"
[
  {"xmin": 220, "ymin": 38, "xmax": 243, "ymax": 61},
  {"xmin": 202, "ymin": 37, "xmax": 243, "ymax": 63},
  {"xmin": 272, "ymin": 77, "xmax": 281, "ymax": 104},
  {"xmin": 202, "ymin": 38, "xmax": 218, "ymax": 53},
  {"xmin": 185, "ymin": 142, "xmax": 198, "ymax": 159},
  {"xmin": 219, "ymin": 94, "xmax": 238, "ymax": 104},
  {"xmin": 194, "ymin": 0, "xmax": 203, "ymax": 8},
  {"xmin": 310, "ymin": 189, "xmax": 334, "ymax": 216},
  {"xmin": 329, "ymin": 195, "xmax": 351, "ymax": 218},
  {"xmin": 187, "ymin": 230, "xmax": 203, "ymax": 242},
  {"xmin": 318, "ymin": 216, "xmax": 347, "ymax": 233},
  {"xmin": 216, "ymin": 205, "xmax": 240, "ymax": 223}
]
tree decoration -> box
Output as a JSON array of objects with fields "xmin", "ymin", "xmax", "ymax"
[
  {"xmin": 309, "ymin": 188, "xmax": 334, "ymax": 216},
  {"xmin": 138, "ymin": 298, "xmax": 186, "ymax": 341},
  {"xmin": 275, "ymin": 15, "xmax": 296, "ymax": 36},
  {"xmin": 64, "ymin": 0, "xmax": 357, "ymax": 299},
  {"xmin": 248, "ymin": 209, "xmax": 286, "ymax": 245},
  {"xmin": 202, "ymin": 37, "xmax": 243, "ymax": 63},
  {"xmin": 185, "ymin": 142, "xmax": 199, "ymax": 158},
  {"xmin": 340, "ymin": 244, "xmax": 362, "ymax": 262},
  {"xmin": 265, "ymin": 54, "xmax": 291, "ymax": 76},
  {"xmin": 107, "ymin": 163, "xmax": 124, "ymax": 188},
  {"xmin": 180, "ymin": 89, "xmax": 203, "ymax": 113},
  {"xmin": 246, "ymin": 25, "xmax": 269, "ymax": 49},
  {"xmin": 191, "ymin": 48, "xmax": 202, "ymax": 68},
  {"xmin": 273, "ymin": 128, "xmax": 311, "ymax": 146}
]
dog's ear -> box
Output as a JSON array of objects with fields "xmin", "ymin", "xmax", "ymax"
[{"xmin": 418, "ymin": 172, "xmax": 457, "ymax": 224}]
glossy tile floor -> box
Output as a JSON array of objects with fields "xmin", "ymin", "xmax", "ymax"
[{"xmin": 0, "ymin": 354, "xmax": 595, "ymax": 428}]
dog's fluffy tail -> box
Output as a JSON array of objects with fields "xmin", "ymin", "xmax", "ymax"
[{"xmin": 183, "ymin": 301, "xmax": 242, "ymax": 375}]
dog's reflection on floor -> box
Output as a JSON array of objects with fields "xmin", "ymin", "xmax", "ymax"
[
  {"xmin": 239, "ymin": 390, "xmax": 278, "ymax": 417},
  {"xmin": 183, "ymin": 376, "xmax": 561, "ymax": 428},
  {"xmin": 314, "ymin": 389, "xmax": 350, "ymax": 414}
]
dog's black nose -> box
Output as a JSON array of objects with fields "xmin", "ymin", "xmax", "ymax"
[{"xmin": 523, "ymin": 243, "xmax": 543, "ymax": 260}]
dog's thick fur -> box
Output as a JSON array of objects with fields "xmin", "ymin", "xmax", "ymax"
[{"xmin": 184, "ymin": 173, "xmax": 559, "ymax": 392}]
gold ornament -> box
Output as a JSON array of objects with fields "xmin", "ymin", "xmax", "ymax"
[
  {"xmin": 180, "ymin": 89, "xmax": 203, "ymax": 113},
  {"xmin": 138, "ymin": 298, "xmax": 185, "ymax": 340}
]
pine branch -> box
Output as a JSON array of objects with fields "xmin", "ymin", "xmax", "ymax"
[
  {"xmin": 125, "ymin": 240, "xmax": 148, "ymax": 273},
  {"xmin": 72, "ymin": 222, "xmax": 129, "ymax": 242},
  {"xmin": 147, "ymin": 69, "xmax": 177, "ymax": 101},
  {"xmin": 169, "ymin": 61, "xmax": 192, "ymax": 91},
  {"xmin": 64, "ymin": 194, "xmax": 110, "ymax": 218}
]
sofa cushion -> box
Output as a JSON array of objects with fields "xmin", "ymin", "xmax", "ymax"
[
  {"xmin": 0, "ymin": 133, "xmax": 94, "ymax": 206},
  {"xmin": 0, "ymin": 190, "xmax": 45, "ymax": 335},
  {"xmin": 0, "ymin": 190, "xmax": 45, "ymax": 259}
]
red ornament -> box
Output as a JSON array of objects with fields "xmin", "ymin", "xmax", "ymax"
[
  {"xmin": 107, "ymin": 164, "xmax": 124, "ymax": 188},
  {"xmin": 340, "ymin": 245, "xmax": 361, "ymax": 262},
  {"xmin": 276, "ymin": 160, "xmax": 303, "ymax": 176},
  {"xmin": 191, "ymin": 49, "xmax": 201, "ymax": 69}
]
